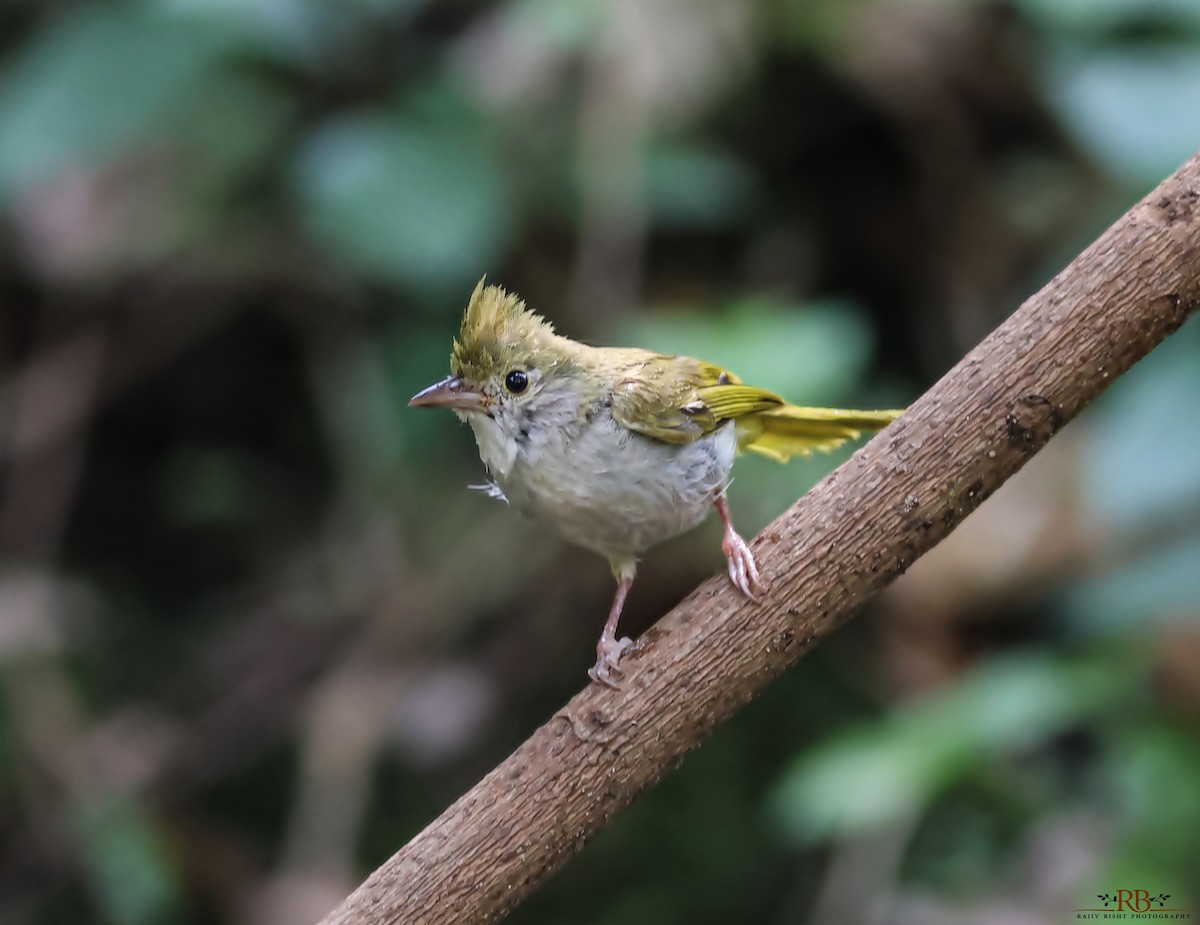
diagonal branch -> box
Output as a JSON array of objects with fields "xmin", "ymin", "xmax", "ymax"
[{"xmin": 320, "ymin": 154, "xmax": 1200, "ymax": 925}]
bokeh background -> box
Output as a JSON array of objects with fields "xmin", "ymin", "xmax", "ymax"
[{"xmin": 2, "ymin": 0, "xmax": 1199, "ymax": 923}]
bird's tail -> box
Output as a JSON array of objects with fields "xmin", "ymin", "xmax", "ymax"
[{"xmin": 735, "ymin": 405, "xmax": 903, "ymax": 462}]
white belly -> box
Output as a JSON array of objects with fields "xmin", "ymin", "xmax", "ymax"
[{"xmin": 470, "ymin": 411, "xmax": 737, "ymax": 560}]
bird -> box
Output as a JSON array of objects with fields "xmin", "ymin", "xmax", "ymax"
[{"xmin": 410, "ymin": 280, "xmax": 903, "ymax": 686}]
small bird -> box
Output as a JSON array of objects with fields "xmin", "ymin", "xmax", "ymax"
[{"xmin": 410, "ymin": 280, "xmax": 902, "ymax": 686}]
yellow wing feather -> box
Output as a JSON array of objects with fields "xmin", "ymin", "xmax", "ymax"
[
  {"xmin": 695, "ymin": 383, "xmax": 785, "ymax": 420},
  {"xmin": 609, "ymin": 354, "xmax": 784, "ymax": 443},
  {"xmin": 606, "ymin": 348, "xmax": 902, "ymax": 457},
  {"xmin": 737, "ymin": 406, "xmax": 903, "ymax": 461}
]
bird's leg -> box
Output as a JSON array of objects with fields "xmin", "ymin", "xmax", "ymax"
[
  {"xmin": 715, "ymin": 494, "xmax": 761, "ymax": 599},
  {"xmin": 589, "ymin": 559, "xmax": 637, "ymax": 688}
]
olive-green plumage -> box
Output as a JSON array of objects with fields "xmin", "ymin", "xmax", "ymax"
[{"xmin": 411, "ymin": 279, "xmax": 903, "ymax": 686}]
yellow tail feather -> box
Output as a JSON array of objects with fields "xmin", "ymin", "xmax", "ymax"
[{"xmin": 736, "ymin": 405, "xmax": 902, "ymax": 462}]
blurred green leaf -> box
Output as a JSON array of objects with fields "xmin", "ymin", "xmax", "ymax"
[
  {"xmin": 1084, "ymin": 724, "xmax": 1200, "ymax": 902},
  {"xmin": 1043, "ymin": 46, "xmax": 1200, "ymax": 185},
  {"xmin": 293, "ymin": 113, "xmax": 514, "ymax": 293},
  {"xmin": 1065, "ymin": 535, "xmax": 1200, "ymax": 635},
  {"xmin": 74, "ymin": 797, "xmax": 181, "ymax": 925},
  {"xmin": 1079, "ymin": 318, "xmax": 1200, "ymax": 529},
  {"xmin": 1015, "ymin": 0, "xmax": 1200, "ymax": 35},
  {"xmin": 766, "ymin": 0, "xmax": 860, "ymax": 55},
  {"xmin": 1109, "ymin": 724, "xmax": 1200, "ymax": 863},
  {"xmin": 150, "ymin": 0, "xmax": 431, "ymax": 64},
  {"xmin": 770, "ymin": 655, "xmax": 1129, "ymax": 844},
  {"xmin": 1066, "ymin": 317, "xmax": 1200, "ymax": 632},
  {"xmin": 162, "ymin": 68, "xmax": 293, "ymax": 209},
  {"xmin": 0, "ymin": 5, "xmax": 249, "ymax": 202},
  {"xmin": 507, "ymin": 0, "xmax": 605, "ymax": 52}
]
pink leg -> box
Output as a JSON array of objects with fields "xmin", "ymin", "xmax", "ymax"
[
  {"xmin": 715, "ymin": 495, "xmax": 761, "ymax": 599},
  {"xmin": 589, "ymin": 561, "xmax": 636, "ymax": 688}
]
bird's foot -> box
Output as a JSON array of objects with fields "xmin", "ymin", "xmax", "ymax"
[
  {"xmin": 722, "ymin": 526, "xmax": 762, "ymax": 599},
  {"xmin": 588, "ymin": 635, "xmax": 634, "ymax": 689}
]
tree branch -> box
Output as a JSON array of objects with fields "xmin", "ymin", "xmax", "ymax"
[{"xmin": 320, "ymin": 155, "xmax": 1200, "ymax": 925}]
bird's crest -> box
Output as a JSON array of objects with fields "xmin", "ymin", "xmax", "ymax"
[{"xmin": 452, "ymin": 278, "xmax": 561, "ymax": 380}]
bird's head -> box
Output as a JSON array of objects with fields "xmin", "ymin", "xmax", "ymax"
[{"xmin": 409, "ymin": 279, "xmax": 581, "ymax": 427}]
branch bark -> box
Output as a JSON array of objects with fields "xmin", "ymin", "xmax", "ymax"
[{"xmin": 321, "ymin": 155, "xmax": 1200, "ymax": 925}]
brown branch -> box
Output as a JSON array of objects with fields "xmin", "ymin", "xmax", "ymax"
[{"xmin": 320, "ymin": 155, "xmax": 1200, "ymax": 925}]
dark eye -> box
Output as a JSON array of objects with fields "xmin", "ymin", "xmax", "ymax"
[{"xmin": 504, "ymin": 370, "xmax": 529, "ymax": 394}]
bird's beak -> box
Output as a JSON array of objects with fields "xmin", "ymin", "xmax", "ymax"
[{"xmin": 408, "ymin": 376, "xmax": 487, "ymax": 412}]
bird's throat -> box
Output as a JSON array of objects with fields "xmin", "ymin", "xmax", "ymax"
[{"xmin": 462, "ymin": 410, "xmax": 518, "ymax": 478}]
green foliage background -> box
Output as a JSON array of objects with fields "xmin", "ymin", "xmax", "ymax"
[{"xmin": 0, "ymin": 0, "xmax": 1198, "ymax": 923}]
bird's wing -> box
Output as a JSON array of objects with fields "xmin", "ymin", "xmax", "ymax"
[
  {"xmin": 736, "ymin": 406, "xmax": 901, "ymax": 461},
  {"xmin": 608, "ymin": 352, "xmax": 784, "ymax": 445}
]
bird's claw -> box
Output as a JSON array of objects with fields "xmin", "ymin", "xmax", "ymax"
[
  {"xmin": 722, "ymin": 527, "xmax": 762, "ymax": 600},
  {"xmin": 588, "ymin": 636, "xmax": 634, "ymax": 688}
]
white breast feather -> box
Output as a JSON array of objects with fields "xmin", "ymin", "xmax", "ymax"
[{"xmin": 460, "ymin": 388, "xmax": 737, "ymax": 560}]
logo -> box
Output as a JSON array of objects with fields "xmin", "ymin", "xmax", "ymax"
[{"xmin": 1074, "ymin": 890, "xmax": 1192, "ymax": 920}]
